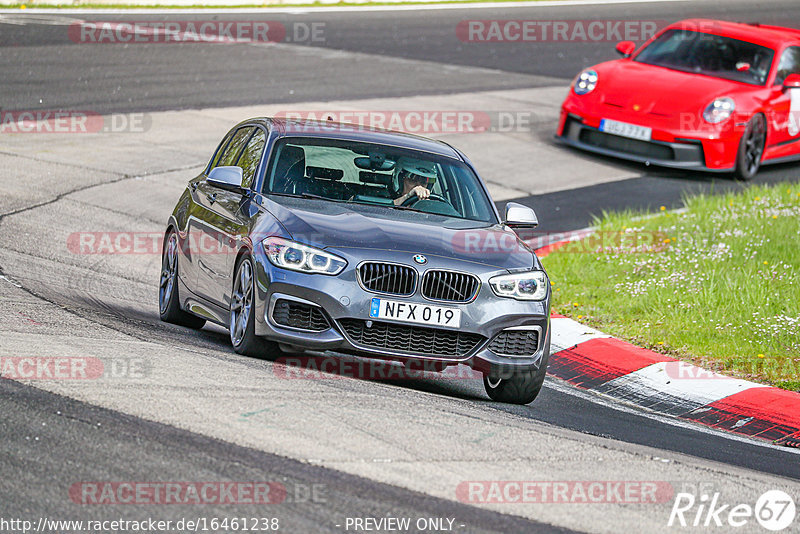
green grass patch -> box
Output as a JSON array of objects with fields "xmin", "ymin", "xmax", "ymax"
[{"xmin": 542, "ymin": 183, "xmax": 800, "ymax": 391}]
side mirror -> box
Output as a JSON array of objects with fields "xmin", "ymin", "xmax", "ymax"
[
  {"xmin": 207, "ymin": 166, "xmax": 244, "ymax": 191},
  {"xmin": 615, "ymin": 41, "xmax": 636, "ymax": 58},
  {"xmin": 783, "ymin": 73, "xmax": 800, "ymax": 91},
  {"xmin": 504, "ymin": 202, "xmax": 538, "ymax": 228}
]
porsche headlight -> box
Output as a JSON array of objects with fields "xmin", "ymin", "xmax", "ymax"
[
  {"xmin": 573, "ymin": 70, "xmax": 598, "ymax": 95},
  {"xmin": 703, "ymin": 97, "xmax": 735, "ymax": 124},
  {"xmin": 263, "ymin": 237, "xmax": 346, "ymax": 275},
  {"xmin": 489, "ymin": 271, "xmax": 549, "ymax": 301}
]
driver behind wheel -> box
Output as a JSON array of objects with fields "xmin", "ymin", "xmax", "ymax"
[{"xmin": 392, "ymin": 157, "xmax": 437, "ymax": 206}]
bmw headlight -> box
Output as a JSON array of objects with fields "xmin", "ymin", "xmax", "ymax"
[
  {"xmin": 573, "ymin": 70, "xmax": 598, "ymax": 95},
  {"xmin": 263, "ymin": 237, "xmax": 346, "ymax": 275},
  {"xmin": 489, "ymin": 271, "xmax": 548, "ymax": 301},
  {"xmin": 702, "ymin": 97, "xmax": 735, "ymax": 123}
]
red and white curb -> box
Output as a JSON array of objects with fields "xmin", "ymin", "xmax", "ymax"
[{"xmin": 535, "ymin": 242, "xmax": 800, "ymax": 447}]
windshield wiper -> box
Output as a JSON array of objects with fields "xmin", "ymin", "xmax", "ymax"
[
  {"xmin": 345, "ymin": 198, "xmax": 424, "ymax": 213},
  {"xmin": 384, "ymin": 204, "xmax": 426, "ymax": 213},
  {"xmin": 300, "ymin": 192, "xmax": 343, "ymax": 202},
  {"xmin": 265, "ymin": 191, "xmax": 341, "ymax": 202},
  {"xmin": 265, "ymin": 192, "xmax": 302, "ymax": 199}
]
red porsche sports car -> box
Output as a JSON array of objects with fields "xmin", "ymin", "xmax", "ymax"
[{"xmin": 557, "ymin": 19, "xmax": 800, "ymax": 179}]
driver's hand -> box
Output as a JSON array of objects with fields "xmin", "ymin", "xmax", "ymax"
[{"xmin": 411, "ymin": 186, "xmax": 430, "ymax": 200}]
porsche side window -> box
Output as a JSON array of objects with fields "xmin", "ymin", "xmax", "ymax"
[
  {"xmin": 218, "ymin": 127, "xmax": 254, "ymax": 168},
  {"xmin": 775, "ymin": 47, "xmax": 800, "ymax": 86},
  {"xmin": 235, "ymin": 128, "xmax": 266, "ymax": 190}
]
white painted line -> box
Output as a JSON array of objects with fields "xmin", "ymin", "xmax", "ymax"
[
  {"xmin": 0, "ymin": 274, "xmax": 23, "ymax": 288},
  {"xmin": 599, "ymin": 361, "xmax": 767, "ymax": 413},
  {"xmin": 0, "ymin": 0, "xmax": 687, "ymax": 15},
  {"xmin": 550, "ymin": 316, "xmax": 611, "ymax": 351},
  {"xmin": 0, "ymin": 13, "xmax": 83, "ymax": 24}
]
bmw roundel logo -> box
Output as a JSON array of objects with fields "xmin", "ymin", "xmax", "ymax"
[{"xmin": 413, "ymin": 254, "xmax": 427, "ymax": 265}]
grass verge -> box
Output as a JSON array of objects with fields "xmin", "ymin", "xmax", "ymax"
[{"xmin": 542, "ymin": 182, "xmax": 800, "ymax": 391}]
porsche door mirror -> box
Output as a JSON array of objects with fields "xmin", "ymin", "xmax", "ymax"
[
  {"xmin": 615, "ymin": 41, "xmax": 636, "ymax": 58},
  {"xmin": 783, "ymin": 73, "xmax": 800, "ymax": 91}
]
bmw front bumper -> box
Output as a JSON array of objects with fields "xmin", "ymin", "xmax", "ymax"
[{"xmin": 251, "ymin": 246, "xmax": 550, "ymax": 374}]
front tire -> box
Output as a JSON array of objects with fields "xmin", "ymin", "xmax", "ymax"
[
  {"xmin": 483, "ymin": 334, "xmax": 550, "ymax": 405},
  {"xmin": 159, "ymin": 230, "xmax": 206, "ymax": 329},
  {"xmin": 230, "ymin": 254, "xmax": 279, "ymax": 359},
  {"xmin": 733, "ymin": 114, "xmax": 766, "ymax": 181}
]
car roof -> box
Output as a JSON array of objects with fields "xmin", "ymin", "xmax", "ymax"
[
  {"xmin": 243, "ymin": 117, "xmax": 464, "ymax": 160},
  {"xmin": 670, "ymin": 19, "xmax": 800, "ymax": 49}
]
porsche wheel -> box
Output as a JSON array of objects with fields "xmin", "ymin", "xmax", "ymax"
[
  {"xmin": 734, "ymin": 114, "xmax": 766, "ymax": 181},
  {"xmin": 159, "ymin": 230, "xmax": 206, "ymax": 329}
]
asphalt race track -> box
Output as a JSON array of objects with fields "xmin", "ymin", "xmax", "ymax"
[{"xmin": 1, "ymin": 1, "xmax": 800, "ymax": 532}]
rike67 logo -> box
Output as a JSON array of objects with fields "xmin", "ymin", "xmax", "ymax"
[{"xmin": 669, "ymin": 489, "xmax": 796, "ymax": 531}]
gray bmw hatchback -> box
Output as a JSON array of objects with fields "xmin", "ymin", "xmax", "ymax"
[{"xmin": 160, "ymin": 118, "xmax": 551, "ymax": 404}]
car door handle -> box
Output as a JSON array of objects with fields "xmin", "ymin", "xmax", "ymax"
[{"xmin": 209, "ymin": 193, "xmax": 217, "ymax": 205}]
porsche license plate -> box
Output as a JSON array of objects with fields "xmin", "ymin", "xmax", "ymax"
[{"xmin": 600, "ymin": 119, "xmax": 652, "ymax": 141}]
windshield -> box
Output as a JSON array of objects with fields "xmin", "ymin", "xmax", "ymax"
[
  {"xmin": 262, "ymin": 137, "xmax": 497, "ymax": 223},
  {"xmin": 634, "ymin": 29, "xmax": 775, "ymax": 85}
]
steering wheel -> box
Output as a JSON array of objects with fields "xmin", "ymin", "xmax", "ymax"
[{"xmin": 402, "ymin": 193, "xmax": 448, "ymax": 207}]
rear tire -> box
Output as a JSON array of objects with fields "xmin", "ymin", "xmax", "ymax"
[
  {"xmin": 733, "ymin": 114, "xmax": 766, "ymax": 181},
  {"xmin": 230, "ymin": 254, "xmax": 280, "ymax": 359},
  {"xmin": 483, "ymin": 333, "xmax": 550, "ymax": 405},
  {"xmin": 159, "ymin": 230, "xmax": 206, "ymax": 329}
]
